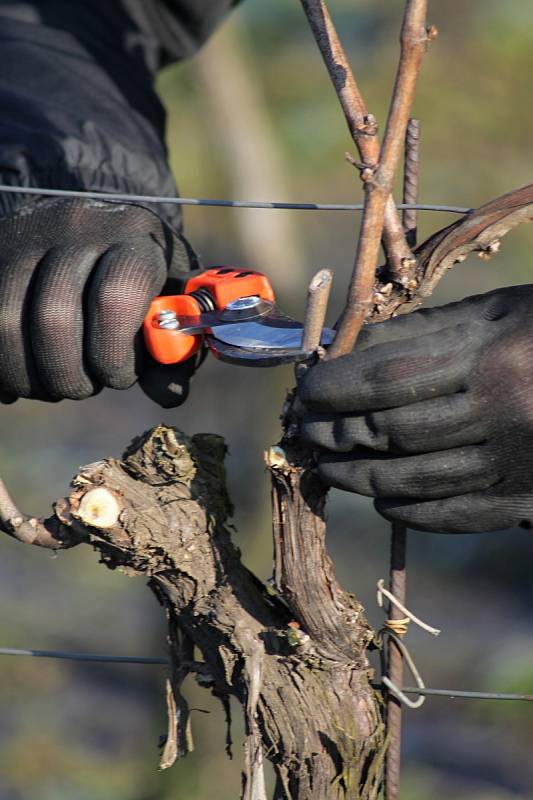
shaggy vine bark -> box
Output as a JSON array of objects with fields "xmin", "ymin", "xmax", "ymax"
[{"xmin": 50, "ymin": 426, "xmax": 386, "ymax": 799}]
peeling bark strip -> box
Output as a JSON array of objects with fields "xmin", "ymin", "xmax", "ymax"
[
  {"xmin": 55, "ymin": 426, "xmax": 384, "ymax": 799},
  {"xmin": 373, "ymin": 183, "xmax": 533, "ymax": 321}
]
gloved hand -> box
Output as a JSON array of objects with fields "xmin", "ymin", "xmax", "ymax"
[
  {"xmin": 0, "ymin": 198, "xmax": 200, "ymax": 407},
  {"xmin": 299, "ymin": 285, "xmax": 533, "ymax": 533}
]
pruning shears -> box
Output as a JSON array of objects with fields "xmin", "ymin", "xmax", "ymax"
[{"xmin": 143, "ymin": 267, "xmax": 334, "ymax": 367}]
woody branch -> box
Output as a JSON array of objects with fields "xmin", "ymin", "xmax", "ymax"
[
  {"xmin": 328, "ymin": 0, "xmax": 431, "ymax": 358},
  {"xmin": 299, "ymin": 0, "xmax": 415, "ymax": 277}
]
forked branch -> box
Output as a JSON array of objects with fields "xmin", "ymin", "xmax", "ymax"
[
  {"xmin": 299, "ymin": 0, "xmax": 414, "ymax": 275},
  {"xmin": 0, "ymin": 477, "xmax": 84, "ymax": 549},
  {"xmin": 328, "ymin": 0, "xmax": 430, "ymax": 358}
]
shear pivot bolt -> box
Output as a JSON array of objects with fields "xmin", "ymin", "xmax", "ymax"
[
  {"xmin": 158, "ymin": 310, "xmax": 180, "ymax": 330},
  {"xmin": 225, "ymin": 296, "xmax": 262, "ymax": 311}
]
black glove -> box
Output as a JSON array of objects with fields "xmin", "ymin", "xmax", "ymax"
[
  {"xmin": 300, "ymin": 285, "xmax": 533, "ymax": 534},
  {"xmin": 0, "ymin": 199, "xmax": 200, "ymax": 407}
]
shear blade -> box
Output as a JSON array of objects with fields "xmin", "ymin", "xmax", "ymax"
[
  {"xmin": 208, "ymin": 316, "xmax": 335, "ymax": 366},
  {"xmin": 210, "ymin": 318, "xmax": 335, "ymax": 351},
  {"xmin": 176, "ymin": 298, "xmax": 275, "ymax": 335}
]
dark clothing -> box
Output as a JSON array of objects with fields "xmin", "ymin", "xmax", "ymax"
[{"xmin": 0, "ymin": 1, "xmax": 240, "ymax": 228}]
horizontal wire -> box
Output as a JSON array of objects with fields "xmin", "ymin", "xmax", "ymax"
[
  {"xmin": 0, "ymin": 646, "xmax": 167, "ymax": 665},
  {"xmin": 0, "ymin": 184, "xmax": 472, "ymax": 214},
  {"xmin": 0, "ymin": 647, "xmax": 531, "ymax": 701},
  {"xmin": 399, "ymin": 686, "xmax": 533, "ymax": 702}
]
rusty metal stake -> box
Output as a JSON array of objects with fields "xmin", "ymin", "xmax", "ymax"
[
  {"xmin": 384, "ymin": 522, "xmax": 408, "ymax": 800},
  {"xmin": 384, "ymin": 117, "xmax": 420, "ymax": 800},
  {"xmin": 402, "ymin": 118, "xmax": 421, "ymax": 248}
]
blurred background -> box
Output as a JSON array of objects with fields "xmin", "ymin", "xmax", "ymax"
[{"xmin": 0, "ymin": 1, "xmax": 532, "ymax": 798}]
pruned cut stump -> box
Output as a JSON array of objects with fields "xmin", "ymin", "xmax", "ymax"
[{"xmin": 76, "ymin": 488, "xmax": 120, "ymax": 528}]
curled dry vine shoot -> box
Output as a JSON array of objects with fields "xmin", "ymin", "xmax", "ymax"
[{"xmin": 0, "ymin": 2, "xmax": 532, "ymax": 798}]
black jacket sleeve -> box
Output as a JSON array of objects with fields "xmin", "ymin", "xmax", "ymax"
[
  {"xmin": 0, "ymin": 0, "xmax": 241, "ymax": 229},
  {"xmin": 122, "ymin": 1, "xmax": 242, "ymax": 64}
]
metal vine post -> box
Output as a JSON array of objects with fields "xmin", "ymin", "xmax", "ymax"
[{"xmin": 383, "ymin": 116, "xmax": 421, "ymax": 800}]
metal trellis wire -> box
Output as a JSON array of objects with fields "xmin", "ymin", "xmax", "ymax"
[
  {"xmin": 0, "ymin": 184, "xmax": 472, "ymax": 214},
  {"xmin": 0, "ymin": 646, "xmax": 531, "ymax": 702}
]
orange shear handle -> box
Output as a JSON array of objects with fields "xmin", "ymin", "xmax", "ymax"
[{"xmin": 143, "ymin": 267, "xmax": 275, "ymax": 365}]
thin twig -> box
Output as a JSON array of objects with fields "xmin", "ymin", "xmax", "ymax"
[
  {"xmin": 299, "ymin": 0, "xmax": 413, "ymax": 273},
  {"xmin": 327, "ymin": 0, "xmax": 430, "ymax": 359},
  {"xmin": 0, "ymin": 478, "xmax": 82, "ymax": 549}
]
